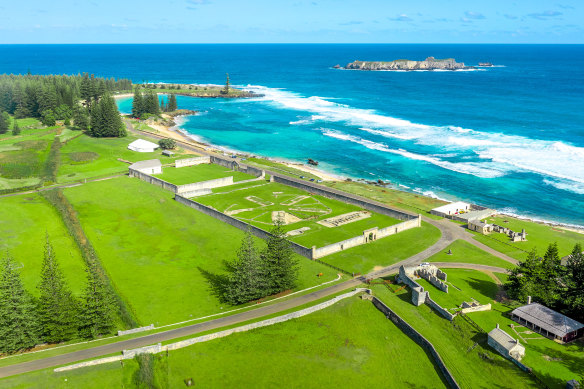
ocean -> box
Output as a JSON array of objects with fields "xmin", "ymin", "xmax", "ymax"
[{"xmin": 1, "ymin": 44, "xmax": 583, "ymax": 226}]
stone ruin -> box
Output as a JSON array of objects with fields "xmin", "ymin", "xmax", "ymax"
[
  {"xmin": 492, "ymin": 224, "xmax": 527, "ymax": 242},
  {"xmin": 397, "ymin": 264, "xmax": 449, "ymax": 305}
]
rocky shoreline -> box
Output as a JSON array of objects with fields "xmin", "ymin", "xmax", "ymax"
[{"xmin": 339, "ymin": 57, "xmax": 473, "ymax": 71}]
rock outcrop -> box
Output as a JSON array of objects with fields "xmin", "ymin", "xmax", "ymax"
[{"xmin": 344, "ymin": 57, "xmax": 473, "ymax": 71}]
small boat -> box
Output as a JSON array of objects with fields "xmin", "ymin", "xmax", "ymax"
[
  {"xmin": 478, "ymin": 62, "xmax": 494, "ymax": 67},
  {"xmin": 307, "ymin": 158, "xmax": 319, "ymax": 166}
]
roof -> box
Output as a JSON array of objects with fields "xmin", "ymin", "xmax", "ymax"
[
  {"xmin": 488, "ymin": 327, "xmax": 523, "ymax": 351},
  {"xmin": 431, "ymin": 201, "xmax": 470, "ymax": 214},
  {"xmin": 512, "ymin": 303, "xmax": 584, "ymax": 337},
  {"xmin": 128, "ymin": 139, "xmax": 159, "ymax": 150},
  {"xmin": 129, "ymin": 159, "xmax": 161, "ymax": 170},
  {"xmin": 469, "ymin": 219, "xmax": 489, "ymax": 228}
]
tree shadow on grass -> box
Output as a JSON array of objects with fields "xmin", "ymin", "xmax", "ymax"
[
  {"xmin": 197, "ymin": 266, "xmax": 230, "ymax": 304},
  {"xmin": 464, "ymin": 277, "xmax": 499, "ymax": 300}
]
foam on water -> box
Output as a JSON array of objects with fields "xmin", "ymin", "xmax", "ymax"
[{"xmin": 246, "ymin": 85, "xmax": 584, "ymax": 186}]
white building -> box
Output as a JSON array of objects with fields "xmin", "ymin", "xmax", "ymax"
[
  {"xmin": 488, "ymin": 324, "xmax": 525, "ymax": 361},
  {"xmin": 430, "ymin": 201, "xmax": 471, "ymax": 217},
  {"xmin": 128, "ymin": 139, "xmax": 159, "ymax": 153}
]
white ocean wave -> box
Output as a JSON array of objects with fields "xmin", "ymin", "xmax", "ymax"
[
  {"xmin": 543, "ymin": 179, "xmax": 584, "ymax": 195},
  {"xmin": 242, "ymin": 85, "xmax": 584, "ymax": 185}
]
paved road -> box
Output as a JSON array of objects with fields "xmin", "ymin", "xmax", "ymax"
[{"xmin": 0, "ymin": 124, "xmax": 517, "ymax": 378}]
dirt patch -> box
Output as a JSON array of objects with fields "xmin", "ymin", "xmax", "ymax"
[{"xmin": 272, "ymin": 211, "xmax": 301, "ymax": 225}]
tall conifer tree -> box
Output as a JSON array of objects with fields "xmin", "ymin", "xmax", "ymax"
[
  {"xmin": 79, "ymin": 261, "xmax": 116, "ymax": 339},
  {"xmin": 37, "ymin": 236, "xmax": 78, "ymax": 343},
  {"xmin": 261, "ymin": 220, "xmax": 298, "ymax": 295},
  {"xmin": 0, "ymin": 256, "xmax": 40, "ymax": 353},
  {"xmin": 224, "ymin": 230, "xmax": 266, "ymax": 304},
  {"xmin": 0, "ymin": 111, "xmax": 8, "ymax": 134},
  {"xmin": 132, "ymin": 88, "xmax": 144, "ymax": 118}
]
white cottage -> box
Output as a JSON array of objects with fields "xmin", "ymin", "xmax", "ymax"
[
  {"xmin": 128, "ymin": 139, "xmax": 159, "ymax": 153},
  {"xmin": 487, "ymin": 324, "xmax": 525, "ymax": 361},
  {"xmin": 129, "ymin": 159, "xmax": 162, "ymax": 175}
]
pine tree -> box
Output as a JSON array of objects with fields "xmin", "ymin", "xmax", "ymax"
[
  {"xmin": 505, "ymin": 248, "xmax": 541, "ymax": 302},
  {"xmin": 79, "ymin": 261, "xmax": 116, "ymax": 339},
  {"xmin": 539, "ymin": 242, "xmax": 563, "ymax": 306},
  {"xmin": 90, "ymin": 94, "xmax": 125, "ymax": 137},
  {"xmin": 74, "ymin": 106, "xmax": 90, "ymax": 131},
  {"xmin": 80, "ymin": 73, "xmax": 92, "ymax": 110},
  {"xmin": 143, "ymin": 90, "xmax": 160, "ymax": 116},
  {"xmin": 565, "ymin": 243, "xmax": 584, "ymax": 320},
  {"xmin": 224, "ymin": 230, "xmax": 266, "ymax": 305},
  {"xmin": 12, "ymin": 119, "xmax": 20, "ymax": 135},
  {"xmin": 0, "ymin": 111, "xmax": 8, "ymax": 134},
  {"xmin": 222, "ymin": 73, "xmax": 230, "ymax": 95},
  {"xmin": 132, "ymin": 88, "xmax": 144, "ymax": 118},
  {"xmin": 261, "ymin": 220, "xmax": 298, "ymax": 295},
  {"xmin": 0, "ymin": 255, "xmax": 40, "ymax": 353},
  {"xmin": 37, "ymin": 235, "xmax": 78, "ymax": 343},
  {"xmin": 168, "ymin": 94, "xmax": 177, "ymax": 112}
]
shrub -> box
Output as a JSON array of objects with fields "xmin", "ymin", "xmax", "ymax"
[{"xmin": 158, "ymin": 138, "xmax": 176, "ymax": 150}]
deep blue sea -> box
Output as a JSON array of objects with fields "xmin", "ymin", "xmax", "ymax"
[{"xmin": 1, "ymin": 44, "xmax": 583, "ymax": 226}]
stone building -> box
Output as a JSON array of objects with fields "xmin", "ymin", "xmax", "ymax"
[
  {"xmin": 488, "ymin": 324, "xmax": 526, "ymax": 361},
  {"xmin": 129, "ymin": 159, "xmax": 162, "ymax": 175},
  {"xmin": 511, "ymin": 302, "xmax": 584, "ymax": 342},
  {"xmin": 468, "ymin": 219, "xmax": 492, "ymax": 234}
]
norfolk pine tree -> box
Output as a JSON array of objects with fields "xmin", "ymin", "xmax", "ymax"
[
  {"xmin": 37, "ymin": 235, "xmax": 78, "ymax": 343},
  {"xmin": 565, "ymin": 243, "xmax": 584, "ymax": 320},
  {"xmin": 0, "ymin": 255, "xmax": 40, "ymax": 353},
  {"xmin": 79, "ymin": 260, "xmax": 116, "ymax": 338},
  {"xmin": 132, "ymin": 87, "xmax": 144, "ymax": 118},
  {"xmin": 12, "ymin": 119, "xmax": 20, "ymax": 135},
  {"xmin": 262, "ymin": 220, "xmax": 298, "ymax": 295},
  {"xmin": 0, "ymin": 111, "xmax": 8, "ymax": 134}
]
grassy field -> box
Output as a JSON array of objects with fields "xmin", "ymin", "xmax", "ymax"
[
  {"xmin": 472, "ymin": 215, "xmax": 583, "ymax": 260},
  {"xmin": 58, "ymin": 134, "xmax": 189, "ymax": 183},
  {"xmin": 321, "ymin": 221, "xmax": 441, "ymax": 274},
  {"xmin": 245, "ymin": 157, "xmax": 322, "ymax": 181},
  {"xmin": 417, "ymin": 268, "xmax": 500, "ymax": 310},
  {"xmin": 153, "ymin": 163, "xmax": 255, "ymax": 185},
  {"xmin": 371, "ymin": 285, "xmax": 540, "ymax": 389},
  {"xmin": 324, "ymin": 180, "xmax": 447, "ymax": 219},
  {"xmin": 427, "ymin": 239, "xmax": 515, "ymax": 269},
  {"xmin": 196, "ymin": 181, "xmax": 401, "ymax": 248},
  {"xmin": 63, "ymin": 176, "xmax": 336, "ymax": 326},
  {"xmin": 0, "ymin": 357, "xmax": 136, "ymax": 388},
  {"xmin": 0, "ymin": 194, "xmax": 86, "ymax": 296}
]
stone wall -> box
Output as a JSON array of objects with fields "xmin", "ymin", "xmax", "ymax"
[
  {"xmin": 437, "ymin": 269, "xmax": 448, "ymax": 282},
  {"xmin": 312, "ymin": 235, "xmax": 366, "ymax": 258},
  {"xmin": 425, "ymin": 296, "xmax": 456, "ymax": 321},
  {"xmin": 129, "ymin": 168, "xmax": 178, "ymax": 192},
  {"xmin": 117, "ymin": 324, "xmax": 154, "ymax": 337},
  {"xmin": 122, "ymin": 343, "xmax": 162, "ymax": 359},
  {"xmin": 210, "ymin": 156, "xmax": 265, "ymax": 178},
  {"xmin": 461, "ymin": 303, "xmax": 491, "ymax": 314},
  {"xmin": 271, "ymin": 175, "xmax": 419, "ymax": 222},
  {"xmin": 175, "ymin": 194, "xmax": 313, "ymax": 259},
  {"xmin": 175, "ymin": 156, "xmax": 211, "ymax": 168},
  {"xmin": 371, "ymin": 297, "xmax": 460, "ymax": 389},
  {"xmin": 418, "ymin": 268, "xmax": 449, "ymax": 293},
  {"xmin": 176, "ymin": 176, "xmax": 234, "ymax": 194}
]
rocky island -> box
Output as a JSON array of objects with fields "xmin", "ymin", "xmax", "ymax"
[{"xmin": 344, "ymin": 57, "xmax": 473, "ymax": 71}]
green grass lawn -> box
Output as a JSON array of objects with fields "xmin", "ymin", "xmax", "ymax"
[
  {"xmin": 470, "ymin": 307, "xmax": 584, "ymax": 388},
  {"xmin": 153, "ymin": 163, "xmax": 255, "ymax": 185},
  {"xmin": 427, "ymin": 239, "xmax": 515, "ymax": 269},
  {"xmin": 0, "ymin": 132, "xmax": 55, "ymax": 187},
  {"xmin": 157, "ymin": 296, "xmax": 446, "ymax": 388},
  {"xmin": 371, "ymin": 285, "xmax": 540, "ymax": 389},
  {"xmin": 0, "ymin": 194, "xmax": 86, "ymax": 296},
  {"xmin": 321, "ymin": 221, "xmax": 441, "ymax": 275},
  {"xmin": 0, "ymin": 357, "xmax": 136, "ymax": 389},
  {"xmin": 58, "ymin": 134, "xmax": 189, "ymax": 183},
  {"xmin": 244, "ymin": 157, "xmax": 322, "ymax": 181},
  {"xmin": 324, "ymin": 180, "xmax": 447, "ymax": 219},
  {"xmin": 63, "ymin": 176, "xmax": 336, "ymax": 326},
  {"xmin": 472, "ymin": 215, "xmax": 584, "ymax": 260},
  {"xmin": 196, "ymin": 181, "xmax": 401, "ymax": 248},
  {"xmin": 417, "ymin": 268, "xmax": 499, "ymax": 310}
]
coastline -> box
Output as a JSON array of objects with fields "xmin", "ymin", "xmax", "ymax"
[{"xmin": 131, "ymin": 113, "xmax": 584, "ymax": 234}]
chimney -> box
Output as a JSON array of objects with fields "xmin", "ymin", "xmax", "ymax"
[
  {"xmin": 496, "ymin": 323, "xmax": 500, "ymax": 329},
  {"xmin": 527, "ymin": 296, "xmax": 532, "ymax": 304}
]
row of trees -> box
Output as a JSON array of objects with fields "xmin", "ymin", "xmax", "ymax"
[
  {"xmin": 0, "ymin": 237, "xmax": 116, "ymax": 354},
  {"xmin": 223, "ymin": 222, "xmax": 299, "ymax": 305},
  {"xmin": 0, "ymin": 112, "xmax": 22, "ymax": 135},
  {"xmin": 132, "ymin": 87, "xmax": 178, "ymax": 118},
  {"xmin": 505, "ymin": 242, "xmax": 584, "ymax": 321}
]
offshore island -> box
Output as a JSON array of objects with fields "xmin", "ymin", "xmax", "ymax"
[{"xmin": 340, "ymin": 57, "xmax": 473, "ymax": 71}]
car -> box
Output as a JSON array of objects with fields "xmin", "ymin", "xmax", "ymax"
[
  {"xmin": 310, "ymin": 178, "xmax": 315, "ymax": 182},
  {"xmin": 231, "ymin": 155, "xmax": 237, "ymax": 158},
  {"xmin": 317, "ymin": 180, "xmax": 322, "ymax": 183},
  {"xmin": 420, "ymin": 262, "xmax": 430, "ymax": 266},
  {"xmin": 299, "ymin": 176, "xmax": 305, "ymax": 179}
]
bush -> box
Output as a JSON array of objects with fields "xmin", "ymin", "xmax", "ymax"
[{"xmin": 158, "ymin": 138, "xmax": 176, "ymax": 150}]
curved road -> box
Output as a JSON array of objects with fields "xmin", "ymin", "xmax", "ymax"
[{"xmin": 0, "ymin": 125, "xmax": 517, "ymax": 378}]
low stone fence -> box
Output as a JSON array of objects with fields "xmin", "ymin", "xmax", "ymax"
[
  {"xmin": 211, "ymin": 156, "xmax": 265, "ymax": 178},
  {"xmin": 460, "ymin": 303, "xmax": 491, "ymax": 314},
  {"xmin": 372, "ymin": 297, "xmax": 460, "ymax": 389},
  {"xmin": 176, "ymin": 176, "xmax": 234, "ymax": 194},
  {"xmin": 425, "ymin": 296, "xmax": 456, "ymax": 321},
  {"xmin": 54, "ymin": 289, "xmax": 371, "ymax": 372},
  {"xmin": 175, "ymin": 156, "xmax": 211, "ymax": 167},
  {"xmin": 419, "ymin": 268, "xmax": 449, "ymax": 293},
  {"xmin": 117, "ymin": 324, "xmax": 154, "ymax": 337},
  {"xmin": 175, "ymin": 195, "xmax": 314, "ymax": 259}
]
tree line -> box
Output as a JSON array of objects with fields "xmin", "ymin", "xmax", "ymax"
[
  {"xmin": 505, "ymin": 242, "xmax": 584, "ymax": 322},
  {"xmin": 221, "ymin": 222, "xmax": 299, "ymax": 305},
  {"xmin": 131, "ymin": 87, "xmax": 177, "ymax": 119},
  {"xmin": 0, "ymin": 73, "xmax": 129, "ymax": 138},
  {"xmin": 0, "ymin": 236, "xmax": 116, "ymax": 354}
]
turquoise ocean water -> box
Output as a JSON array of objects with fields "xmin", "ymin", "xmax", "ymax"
[{"xmin": 1, "ymin": 44, "xmax": 583, "ymax": 226}]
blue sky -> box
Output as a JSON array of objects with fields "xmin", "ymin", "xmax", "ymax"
[{"xmin": 1, "ymin": 0, "xmax": 582, "ymax": 43}]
